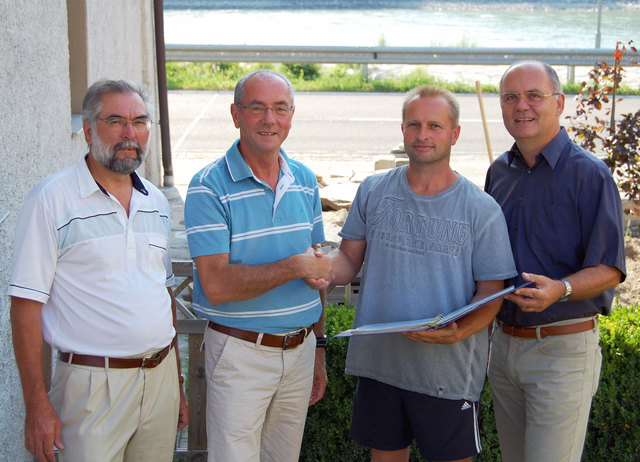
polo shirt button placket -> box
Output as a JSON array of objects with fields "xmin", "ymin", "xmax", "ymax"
[{"xmin": 126, "ymin": 218, "xmax": 136, "ymax": 264}]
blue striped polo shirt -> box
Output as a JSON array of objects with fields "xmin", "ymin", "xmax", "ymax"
[{"xmin": 184, "ymin": 140, "xmax": 325, "ymax": 333}]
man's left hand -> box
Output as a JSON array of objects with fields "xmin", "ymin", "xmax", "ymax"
[
  {"xmin": 402, "ymin": 323, "xmax": 461, "ymax": 345},
  {"xmin": 504, "ymin": 272, "xmax": 565, "ymax": 313},
  {"xmin": 309, "ymin": 348, "xmax": 328, "ymax": 405}
]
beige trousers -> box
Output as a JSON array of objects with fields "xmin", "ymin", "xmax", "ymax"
[
  {"xmin": 204, "ymin": 327, "xmax": 316, "ymax": 462},
  {"xmin": 489, "ymin": 320, "xmax": 601, "ymax": 462},
  {"xmin": 50, "ymin": 348, "xmax": 180, "ymax": 462}
]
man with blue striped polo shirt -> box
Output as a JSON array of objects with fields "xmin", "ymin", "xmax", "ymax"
[{"xmin": 184, "ymin": 69, "xmax": 331, "ymax": 462}]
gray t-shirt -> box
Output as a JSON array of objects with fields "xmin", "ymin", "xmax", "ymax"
[{"xmin": 339, "ymin": 166, "xmax": 516, "ymax": 401}]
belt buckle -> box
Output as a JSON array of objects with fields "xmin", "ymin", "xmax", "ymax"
[
  {"xmin": 141, "ymin": 351, "xmax": 161, "ymax": 368},
  {"xmin": 282, "ymin": 329, "xmax": 304, "ymax": 350}
]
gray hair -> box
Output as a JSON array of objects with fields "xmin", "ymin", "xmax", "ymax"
[
  {"xmin": 402, "ymin": 85, "xmax": 460, "ymax": 126},
  {"xmin": 82, "ymin": 79, "xmax": 154, "ymax": 123},
  {"xmin": 234, "ymin": 69, "xmax": 295, "ymax": 105},
  {"xmin": 499, "ymin": 60, "xmax": 563, "ymax": 94}
]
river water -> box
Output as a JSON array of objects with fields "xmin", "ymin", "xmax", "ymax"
[{"xmin": 163, "ymin": 1, "xmax": 639, "ymax": 50}]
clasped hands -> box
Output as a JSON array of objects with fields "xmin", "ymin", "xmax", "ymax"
[{"xmin": 301, "ymin": 247, "xmax": 332, "ymax": 290}]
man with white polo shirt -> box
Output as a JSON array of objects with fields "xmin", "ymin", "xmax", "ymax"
[
  {"xmin": 184, "ymin": 68, "xmax": 331, "ymax": 461},
  {"xmin": 9, "ymin": 79, "xmax": 188, "ymax": 462}
]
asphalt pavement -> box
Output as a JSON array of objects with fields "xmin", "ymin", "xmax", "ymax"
[
  {"xmin": 162, "ymin": 90, "xmax": 640, "ymax": 259},
  {"xmin": 165, "ymin": 90, "xmax": 512, "ymax": 191}
]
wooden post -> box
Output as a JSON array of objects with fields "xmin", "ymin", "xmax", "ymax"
[
  {"xmin": 475, "ymin": 81, "xmax": 493, "ymax": 164},
  {"xmin": 188, "ymin": 333, "xmax": 207, "ymax": 451}
]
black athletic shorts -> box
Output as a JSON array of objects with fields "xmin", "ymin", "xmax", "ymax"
[{"xmin": 350, "ymin": 377, "xmax": 482, "ymax": 461}]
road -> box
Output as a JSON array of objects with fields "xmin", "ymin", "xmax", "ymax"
[{"xmin": 167, "ymin": 90, "xmax": 639, "ymax": 190}]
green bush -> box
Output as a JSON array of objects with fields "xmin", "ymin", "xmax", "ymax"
[
  {"xmin": 301, "ymin": 305, "xmax": 368, "ymax": 461},
  {"xmin": 584, "ymin": 303, "xmax": 640, "ymax": 462},
  {"xmin": 282, "ymin": 63, "xmax": 321, "ymax": 81},
  {"xmin": 302, "ymin": 302, "xmax": 640, "ymax": 461}
]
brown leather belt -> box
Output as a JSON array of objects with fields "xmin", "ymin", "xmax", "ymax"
[
  {"xmin": 499, "ymin": 319, "xmax": 596, "ymax": 339},
  {"xmin": 208, "ymin": 321, "xmax": 312, "ymax": 350},
  {"xmin": 58, "ymin": 343, "xmax": 172, "ymax": 369}
]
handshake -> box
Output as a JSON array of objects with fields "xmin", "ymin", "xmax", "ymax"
[{"xmin": 299, "ymin": 246, "xmax": 333, "ymax": 290}]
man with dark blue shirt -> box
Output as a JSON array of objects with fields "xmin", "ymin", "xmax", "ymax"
[{"xmin": 485, "ymin": 60, "xmax": 626, "ymax": 462}]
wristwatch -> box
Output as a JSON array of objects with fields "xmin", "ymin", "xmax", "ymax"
[
  {"xmin": 316, "ymin": 335, "xmax": 328, "ymax": 349},
  {"xmin": 558, "ymin": 279, "xmax": 572, "ymax": 302}
]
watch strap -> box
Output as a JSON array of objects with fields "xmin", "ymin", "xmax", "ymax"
[{"xmin": 558, "ymin": 279, "xmax": 572, "ymax": 302}]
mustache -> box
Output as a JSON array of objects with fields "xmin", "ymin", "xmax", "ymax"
[{"xmin": 114, "ymin": 140, "xmax": 142, "ymax": 155}]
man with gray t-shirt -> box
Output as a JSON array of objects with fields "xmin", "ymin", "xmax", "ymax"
[{"xmin": 326, "ymin": 86, "xmax": 516, "ymax": 462}]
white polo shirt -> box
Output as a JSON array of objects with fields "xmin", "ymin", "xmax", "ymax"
[{"xmin": 8, "ymin": 157, "xmax": 175, "ymax": 357}]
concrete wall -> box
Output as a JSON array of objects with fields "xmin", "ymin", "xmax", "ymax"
[
  {"xmin": 0, "ymin": 1, "xmax": 160, "ymax": 459},
  {"xmin": 84, "ymin": 0, "xmax": 162, "ymax": 182}
]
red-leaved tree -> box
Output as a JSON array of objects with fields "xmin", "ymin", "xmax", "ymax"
[{"xmin": 567, "ymin": 41, "xmax": 640, "ymax": 217}]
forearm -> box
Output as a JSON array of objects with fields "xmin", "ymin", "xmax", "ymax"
[
  {"xmin": 403, "ymin": 280, "xmax": 506, "ymax": 345},
  {"xmin": 454, "ymin": 280, "xmax": 505, "ymax": 340},
  {"xmin": 166, "ymin": 288, "xmax": 189, "ymax": 430},
  {"xmin": 313, "ymin": 289, "xmax": 326, "ymax": 338},
  {"xmin": 454, "ymin": 300, "xmax": 501, "ymax": 340},
  {"xmin": 196, "ymin": 253, "xmax": 310, "ymax": 305},
  {"xmin": 328, "ymin": 241, "xmax": 366, "ymax": 285},
  {"xmin": 313, "ymin": 289, "xmax": 326, "ymax": 362},
  {"xmin": 168, "ymin": 288, "xmax": 182, "ymax": 375},
  {"xmin": 309, "ymin": 288, "xmax": 328, "ymax": 406},
  {"xmin": 509, "ymin": 264, "xmax": 625, "ymax": 313},
  {"xmin": 562, "ymin": 264, "xmax": 623, "ymax": 302},
  {"xmin": 10, "ymin": 297, "xmax": 49, "ymax": 407}
]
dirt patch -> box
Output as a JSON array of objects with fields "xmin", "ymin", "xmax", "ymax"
[{"xmin": 616, "ymin": 237, "xmax": 640, "ymax": 307}]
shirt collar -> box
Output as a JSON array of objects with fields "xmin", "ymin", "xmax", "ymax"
[
  {"xmin": 507, "ymin": 127, "xmax": 570, "ymax": 169},
  {"xmin": 76, "ymin": 155, "xmax": 148, "ymax": 198},
  {"xmin": 225, "ymin": 139, "xmax": 296, "ymax": 184}
]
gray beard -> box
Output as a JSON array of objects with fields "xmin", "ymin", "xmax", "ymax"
[{"xmin": 91, "ymin": 133, "xmax": 148, "ymax": 175}]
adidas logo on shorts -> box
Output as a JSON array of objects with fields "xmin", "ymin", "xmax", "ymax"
[{"xmin": 460, "ymin": 401, "xmax": 472, "ymax": 411}]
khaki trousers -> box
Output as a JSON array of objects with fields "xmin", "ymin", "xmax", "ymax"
[
  {"xmin": 50, "ymin": 348, "xmax": 180, "ymax": 462},
  {"xmin": 488, "ymin": 321, "xmax": 601, "ymax": 462},
  {"xmin": 204, "ymin": 327, "xmax": 316, "ymax": 462}
]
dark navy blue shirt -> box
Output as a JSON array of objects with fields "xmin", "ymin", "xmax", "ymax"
[{"xmin": 485, "ymin": 128, "xmax": 626, "ymax": 326}]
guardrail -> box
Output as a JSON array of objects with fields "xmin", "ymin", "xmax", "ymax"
[{"xmin": 165, "ymin": 44, "xmax": 630, "ymax": 83}]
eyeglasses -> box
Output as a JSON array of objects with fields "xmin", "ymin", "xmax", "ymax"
[
  {"xmin": 97, "ymin": 116, "xmax": 153, "ymax": 133},
  {"xmin": 236, "ymin": 103, "xmax": 293, "ymax": 118},
  {"xmin": 500, "ymin": 91, "xmax": 560, "ymax": 106}
]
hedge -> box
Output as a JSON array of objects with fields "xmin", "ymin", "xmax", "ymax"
[{"xmin": 301, "ymin": 303, "xmax": 640, "ymax": 461}]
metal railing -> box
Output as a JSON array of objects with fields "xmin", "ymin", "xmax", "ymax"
[{"xmin": 165, "ymin": 44, "xmax": 630, "ymax": 83}]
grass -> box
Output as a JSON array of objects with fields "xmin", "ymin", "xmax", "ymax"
[
  {"xmin": 166, "ymin": 61, "xmax": 640, "ymax": 95},
  {"xmin": 167, "ymin": 61, "xmax": 494, "ymax": 93}
]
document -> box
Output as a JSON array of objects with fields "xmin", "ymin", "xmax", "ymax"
[{"xmin": 334, "ymin": 282, "xmax": 533, "ymax": 338}]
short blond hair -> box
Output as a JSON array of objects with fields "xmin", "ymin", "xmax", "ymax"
[{"xmin": 402, "ymin": 86, "xmax": 459, "ymax": 126}]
